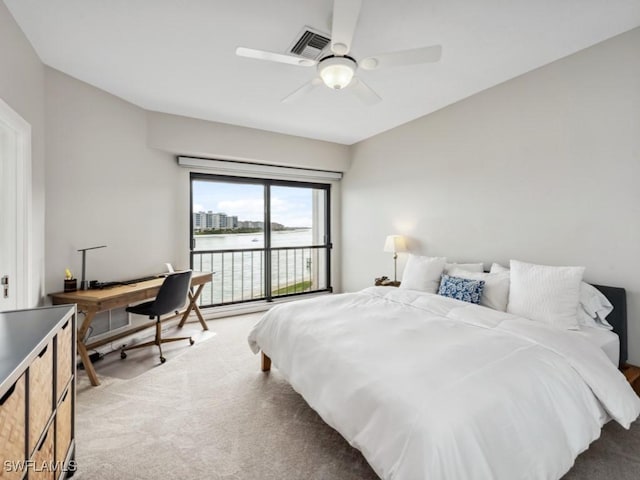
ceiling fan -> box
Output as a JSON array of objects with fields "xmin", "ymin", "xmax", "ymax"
[{"xmin": 235, "ymin": 0, "xmax": 442, "ymax": 105}]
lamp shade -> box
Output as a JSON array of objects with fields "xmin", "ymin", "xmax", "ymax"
[
  {"xmin": 318, "ymin": 56, "xmax": 356, "ymax": 90},
  {"xmin": 383, "ymin": 235, "xmax": 407, "ymax": 253}
]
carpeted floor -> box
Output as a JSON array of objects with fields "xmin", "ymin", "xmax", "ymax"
[{"xmin": 74, "ymin": 314, "xmax": 640, "ymax": 480}]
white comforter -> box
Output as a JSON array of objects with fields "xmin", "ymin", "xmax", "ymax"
[{"xmin": 248, "ymin": 287, "xmax": 640, "ymax": 480}]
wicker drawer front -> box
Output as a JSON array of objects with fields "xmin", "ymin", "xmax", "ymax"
[
  {"xmin": 31, "ymin": 422, "xmax": 54, "ymax": 480},
  {"xmin": 56, "ymin": 320, "xmax": 73, "ymax": 400},
  {"xmin": 55, "ymin": 387, "xmax": 72, "ymax": 480},
  {"xmin": 0, "ymin": 375, "xmax": 26, "ymax": 480},
  {"xmin": 29, "ymin": 341, "xmax": 53, "ymax": 455}
]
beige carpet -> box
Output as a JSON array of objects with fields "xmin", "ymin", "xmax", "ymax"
[
  {"xmin": 78, "ymin": 323, "xmax": 217, "ymax": 383},
  {"xmin": 74, "ymin": 314, "xmax": 640, "ymax": 480}
]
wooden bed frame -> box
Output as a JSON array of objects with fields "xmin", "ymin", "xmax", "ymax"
[
  {"xmin": 261, "ymin": 351, "xmax": 271, "ymax": 372},
  {"xmin": 259, "ymin": 283, "xmax": 628, "ymax": 371}
]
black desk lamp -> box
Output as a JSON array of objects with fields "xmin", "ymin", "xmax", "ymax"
[{"xmin": 78, "ymin": 245, "xmax": 106, "ymax": 290}]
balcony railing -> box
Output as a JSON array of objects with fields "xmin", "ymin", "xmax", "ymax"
[{"xmin": 191, "ymin": 245, "xmax": 330, "ymax": 307}]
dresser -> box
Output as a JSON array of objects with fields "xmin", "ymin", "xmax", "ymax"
[{"xmin": 0, "ymin": 305, "xmax": 76, "ymax": 480}]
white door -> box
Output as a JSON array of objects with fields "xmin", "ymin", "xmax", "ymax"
[
  {"xmin": 0, "ymin": 118, "xmax": 18, "ymax": 310},
  {"xmin": 0, "ymin": 98, "xmax": 31, "ymax": 311}
]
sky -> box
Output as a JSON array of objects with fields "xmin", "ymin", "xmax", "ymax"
[{"xmin": 192, "ymin": 180, "xmax": 316, "ymax": 228}]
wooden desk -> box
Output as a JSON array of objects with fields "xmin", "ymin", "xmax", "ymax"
[{"xmin": 50, "ymin": 271, "xmax": 212, "ymax": 386}]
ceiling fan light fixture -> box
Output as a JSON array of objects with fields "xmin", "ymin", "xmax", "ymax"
[{"xmin": 318, "ymin": 56, "xmax": 356, "ymax": 89}]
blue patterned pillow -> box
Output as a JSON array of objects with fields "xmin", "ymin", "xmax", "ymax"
[{"xmin": 437, "ymin": 274, "xmax": 485, "ymax": 304}]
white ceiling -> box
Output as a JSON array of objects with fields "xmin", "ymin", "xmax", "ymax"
[{"xmin": 5, "ymin": 0, "xmax": 640, "ymax": 145}]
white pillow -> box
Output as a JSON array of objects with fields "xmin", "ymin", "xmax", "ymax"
[
  {"xmin": 400, "ymin": 255, "xmax": 447, "ymax": 293},
  {"xmin": 490, "ymin": 263, "xmax": 611, "ymax": 329},
  {"xmin": 444, "ymin": 262, "xmax": 484, "ymax": 274},
  {"xmin": 577, "ymin": 308, "xmax": 611, "ymax": 330},
  {"xmin": 507, "ymin": 260, "xmax": 585, "ymax": 330},
  {"xmin": 490, "ymin": 262, "xmax": 509, "ymax": 273},
  {"xmin": 448, "ymin": 268, "xmax": 510, "ymax": 311},
  {"xmin": 578, "ymin": 282, "xmax": 614, "ymax": 330}
]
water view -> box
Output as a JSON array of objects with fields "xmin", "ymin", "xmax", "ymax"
[
  {"xmin": 193, "ymin": 229, "xmax": 328, "ymax": 306},
  {"xmin": 191, "ymin": 178, "xmax": 330, "ymax": 306},
  {"xmin": 194, "ymin": 228, "xmax": 312, "ymax": 250}
]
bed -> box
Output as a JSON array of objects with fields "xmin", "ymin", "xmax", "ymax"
[{"xmin": 248, "ymin": 263, "xmax": 640, "ymax": 480}]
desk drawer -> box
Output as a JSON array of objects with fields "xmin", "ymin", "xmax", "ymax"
[
  {"xmin": 0, "ymin": 374, "xmax": 26, "ymax": 480},
  {"xmin": 55, "ymin": 386, "xmax": 72, "ymax": 480},
  {"xmin": 29, "ymin": 341, "xmax": 53, "ymax": 455},
  {"xmin": 56, "ymin": 320, "xmax": 73, "ymax": 400}
]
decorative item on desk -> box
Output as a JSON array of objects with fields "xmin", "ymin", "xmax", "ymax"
[
  {"xmin": 63, "ymin": 268, "xmax": 77, "ymax": 292},
  {"xmin": 383, "ymin": 235, "xmax": 407, "ymax": 283}
]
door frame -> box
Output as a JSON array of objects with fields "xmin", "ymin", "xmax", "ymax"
[{"xmin": 0, "ymin": 97, "xmax": 32, "ymax": 309}]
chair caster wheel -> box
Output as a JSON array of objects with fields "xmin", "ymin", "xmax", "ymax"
[
  {"xmin": 120, "ymin": 351, "xmax": 127, "ymax": 359},
  {"xmin": 160, "ymin": 356, "xmax": 166, "ymax": 364},
  {"xmin": 189, "ymin": 338, "xmax": 195, "ymax": 346}
]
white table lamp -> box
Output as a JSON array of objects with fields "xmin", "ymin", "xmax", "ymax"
[{"xmin": 383, "ymin": 235, "xmax": 407, "ymax": 282}]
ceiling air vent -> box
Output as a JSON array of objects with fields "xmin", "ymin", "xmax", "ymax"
[{"xmin": 289, "ymin": 27, "xmax": 331, "ymax": 60}]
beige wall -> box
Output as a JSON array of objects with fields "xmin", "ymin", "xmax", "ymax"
[
  {"xmin": 147, "ymin": 112, "xmax": 350, "ymax": 172},
  {"xmin": 44, "ymin": 69, "xmax": 347, "ymax": 296},
  {"xmin": 0, "ymin": 2, "xmax": 45, "ymax": 305},
  {"xmin": 342, "ymin": 28, "xmax": 640, "ymax": 363},
  {"xmin": 44, "ymin": 68, "xmax": 182, "ymax": 292}
]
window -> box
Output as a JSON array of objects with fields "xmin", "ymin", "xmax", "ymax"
[{"xmin": 190, "ymin": 173, "xmax": 331, "ymax": 306}]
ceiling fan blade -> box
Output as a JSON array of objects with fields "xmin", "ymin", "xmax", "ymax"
[
  {"xmin": 359, "ymin": 45, "xmax": 442, "ymax": 70},
  {"xmin": 331, "ymin": 0, "xmax": 362, "ymax": 55},
  {"xmin": 349, "ymin": 77, "xmax": 381, "ymax": 105},
  {"xmin": 236, "ymin": 47, "xmax": 316, "ymax": 67},
  {"xmin": 281, "ymin": 78, "xmax": 323, "ymax": 103}
]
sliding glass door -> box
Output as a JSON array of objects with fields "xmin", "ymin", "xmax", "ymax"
[{"xmin": 190, "ymin": 173, "xmax": 331, "ymax": 307}]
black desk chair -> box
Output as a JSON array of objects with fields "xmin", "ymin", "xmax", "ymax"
[{"xmin": 120, "ymin": 270, "xmax": 194, "ymax": 364}]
